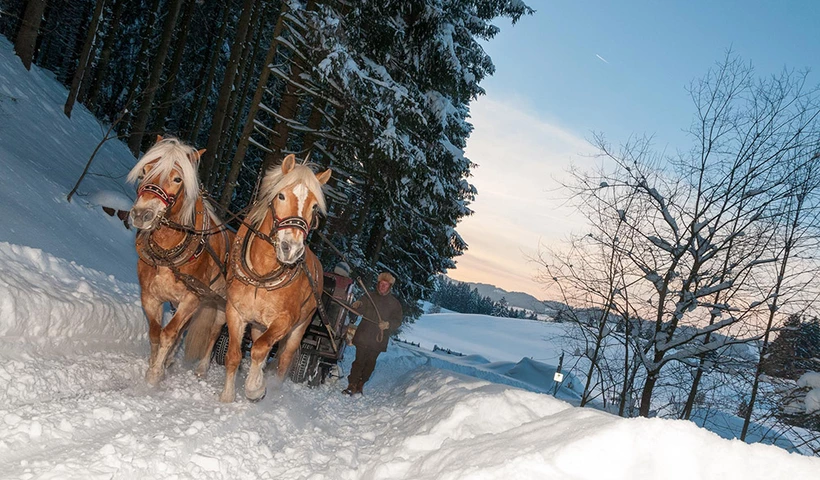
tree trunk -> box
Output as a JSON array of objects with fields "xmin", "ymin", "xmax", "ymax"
[
  {"xmin": 122, "ymin": 0, "xmax": 161, "ymax": 134},
  {"xmin": 64, "ymin": 0, "xmax": 106, "ymax": 118},
  {"xmin": 153, "ymin": 0, "xmax": 197, "ymax": 135},
  {"xmin": 580, "ymin": 313, "xmax": 609, "ymax": 407},
  {"xmin": 218, "ymin": 4, "xmax": 287, "ymax": 208},
  {"xmin": 681, "ymin": 325, "xmax": 717, "ymax": 420},
  {"xmin": 127, "ymin": 0, "xmax": 184, "ymax": 155},
  {"xmin": 261, "ymin": 57, "xmax": 304, "ymax": 172},
  {"xmin": 83, "ymin": 0, "xmax": 126, "ymax": 112},
  {"xmin": 260, "ymin": 0, "xmax": 316, "ymax": 173},
  {"xmin": 200, "ymin": 0, "xmax": 255, "ymax": 189},
  {"xmin": 14, "ymin": 0, "xmax": 48, "ymax": 70},
  {"xmin": 301, "ymin": 98, "xmax": 327, "ymax": 155},
  {"xmin": 214, "ymin": 0, "xmax": 260, "ymax": 185},
  {"xmin": 368, "ymin": 222, "xmax": 387, "ymax": 267},
  {"xmin": 741, "ymin": 214, "xmax": 801, "ymax": 439},
  {"xmin": 185, "ymin": 2, "xmax": 230, "ymax": 143},
  {"xmin": 639, "ymin": 346, "xmax": 665, "ymax": 417}
]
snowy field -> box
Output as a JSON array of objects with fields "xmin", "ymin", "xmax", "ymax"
[{"xmin": 1, "ymin": 36, "xmax": 819, "ymax": 479}]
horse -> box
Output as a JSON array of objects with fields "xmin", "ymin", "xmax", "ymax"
[
  {"xmin": 127, "ymin": 135, "xmax": 233, "ymax": 386},
  {"xmin": 219, "ymin": 154, "xmax": 331, "ymax": 402}
]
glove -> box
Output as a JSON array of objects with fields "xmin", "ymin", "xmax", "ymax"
[
  {"xmin": 351, "ymin": 300, "xmax": 362, "ymax": 310},
  {"xmin": 345, "ymin": 325, "xmax": 356, "ymax": 346},
  {"xmin": 379, "ymin": 320, "xmax": 389, "ymax": 331}
]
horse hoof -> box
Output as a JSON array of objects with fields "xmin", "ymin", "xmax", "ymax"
[
  {"xmin": 219, "ymin": 392, "xmax": 235, "ymax": 403},
  {"xmin": 145, "ymin": 370, "xmax": 162, "ymax": 387},
  {"xmin": 246, "ymin": 388, "xmax": 266, "ymax": 403}
]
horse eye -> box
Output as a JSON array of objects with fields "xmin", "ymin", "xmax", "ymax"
[
  {"xmin": 277, "ymin": 193, "xmax": 285, "ymax": 201},
  {"xmin": 173, "ymin": 177, "xmax": 182, "ymax": 184}
]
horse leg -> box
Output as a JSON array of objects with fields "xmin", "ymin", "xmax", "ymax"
[
  {"xmin": 273, "ymin": 321, "xmax": 310, "ymax": 382},
  {"xmin": 244, "ymin": 320, "xmax": 309, "ymax": 400},
  {"xmin": 142, "ymin": 295, "xmax": 164, "ymax": 375},
  {"xmin": 244, "ymin": 317, "xmax": 293, "ymax": 401},
  {"xmin": 146, "ymin": 294, "xmax": 199, "ymax": 386},
  {"xmin": 194, "ymin": 306, "xmax": 226, "ymax": 377},
  {"xmin": 164, "ymin": 330, "xmax": 185, "ymax": 369},
  {"xmin": 184, "ymin": 300, "xmax": 216, "ymax": 363},
  {"xmin": 219, "ymin": 302, "xmax": 246, "ymax": 403}
]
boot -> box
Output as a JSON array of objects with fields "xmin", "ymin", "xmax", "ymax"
[{"xmin": 342, "ymin": 378, "xmax": 358, "ymax": 395}]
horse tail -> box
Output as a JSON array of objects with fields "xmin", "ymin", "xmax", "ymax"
[{"xmin": 184, "ymin": 304, "xmax": 218, "ymax": 363}]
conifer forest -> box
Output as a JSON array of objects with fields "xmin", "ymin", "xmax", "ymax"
[{"xmin": 1, "ymin": 0, "xmax": 534, "ymax": 318}]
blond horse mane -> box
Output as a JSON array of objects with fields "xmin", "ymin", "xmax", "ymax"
[
  {"xmin": 126, "ymin": 136, "xmax": 203, "ymax": 226},
  {"xmin": 246, "ymin": 162, "xmax": 328, "ymax": 227}
]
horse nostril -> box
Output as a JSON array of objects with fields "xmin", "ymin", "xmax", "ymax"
[
  {"xmin": 280, "ymin": 242, "xmax": 291, "ymax": 254},
  {"xmin": 141, "ymin": 211, "xmax": 155, "ymax": 224}
]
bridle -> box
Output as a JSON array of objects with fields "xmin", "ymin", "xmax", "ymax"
[
  {"xmin": 271, "ymin": 209, "xmax": 319, "ymax": 238},
  {"xmin": 230, "ymin": 198, "xmax": 321, "ymax": 291},
  {"xmin": 137, "ymin": 182, "xmax": 177, "ymax": 208}
]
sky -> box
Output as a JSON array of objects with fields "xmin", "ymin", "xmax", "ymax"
[
  {"xmin": 450, "ymin": 0, "xmax": 820, "ymax": 300},
  {"xmin": 2, "ymin": 35, "xmax": 820, "ymax": 478}
]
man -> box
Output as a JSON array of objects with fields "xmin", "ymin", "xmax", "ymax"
[{"xmin": 343, "ymin": 272, "xmax": 403, "ymax": 395}]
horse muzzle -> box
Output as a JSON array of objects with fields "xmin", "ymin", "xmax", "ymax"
[
  {"xmin": 129, "ymin": 206, "xmax": 161, "ymax": 230},
  {"xmin": 276, "ymin": 236, "xmax": 305, "ymax": 265}
]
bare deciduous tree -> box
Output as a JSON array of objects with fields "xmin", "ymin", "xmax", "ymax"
[{"xmin": 544, "ymin": 53, "xmax": 820, "ymax": 419}]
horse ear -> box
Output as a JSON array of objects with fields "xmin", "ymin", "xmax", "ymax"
[
  {"xmin": 282, "ymin": 154, "xmax": 296, "ymax": 174},
  {"xmin": 156, "ymin": 134, "xmax": 163, "ymax": 143},
  {"xmin": 188, "ymin": 149, "xmax": 205, "ymax": 163},
  {"xmin": 316, "ymin": 168, "xmax": 332, "ymax": 185}
]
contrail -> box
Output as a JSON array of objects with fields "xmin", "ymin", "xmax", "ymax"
[{"xmin": 595, "ymin": 54, "xmax": 609, "ymax": 64}]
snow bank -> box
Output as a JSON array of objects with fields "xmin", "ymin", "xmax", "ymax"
[{"xmin": 0, "ymin": 242, "xmax": 145, "ymax": 359}]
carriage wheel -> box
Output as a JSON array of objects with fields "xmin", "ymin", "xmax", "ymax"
[
  {"xmin": 211, "ymin": 326, "xmax": 229, "ymax": 365},
  {"xmin": 290, "ymin": 349, "xmax": 325, "ymax": 386}
]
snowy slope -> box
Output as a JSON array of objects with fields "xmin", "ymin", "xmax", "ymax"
[{"xmin": 0, "ymin": 36, "xmax": 819, "ymax": 479}]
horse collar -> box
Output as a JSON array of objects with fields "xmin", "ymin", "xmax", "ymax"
[
  {"xmin": 136, "ymin": 210, "xmax": 210, "ymax": 268},
  {"xmin": 230, "ymin": 229, "xmax": 304, "ymax": 291}
]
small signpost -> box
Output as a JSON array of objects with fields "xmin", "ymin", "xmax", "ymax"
[{"xmin": 552, "ymin": 351, "xmax": 564, "ymax": 397}]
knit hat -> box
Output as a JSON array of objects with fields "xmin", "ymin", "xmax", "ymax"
[
  {"xmin": 333, "ymin": 262, "xmax": 351, "ymax": 277},
  {"xmin": 377, "ymin": 272, "xmax": 396, "ymax": 286}
]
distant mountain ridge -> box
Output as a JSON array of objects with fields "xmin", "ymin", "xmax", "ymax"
[{"xmin": 460, "ymin": 281, "xmax": 554, "ymax": 314}]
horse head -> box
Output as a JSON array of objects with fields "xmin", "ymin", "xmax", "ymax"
[
  {"xmin": 249, "ymin": 154, "xmax": 331, "ymax": 265},
  {"xmin": 127, "ymin": 135, "xmax": 204, "ymax": 231}
]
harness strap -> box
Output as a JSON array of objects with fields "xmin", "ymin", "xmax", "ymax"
[
  {"xmin": 137, "ymin": 205, "xmax": 227, "ymax": 303},
  {"xmin": 302, "ymin": 261, "xmax": 339, "ymax": 355}
]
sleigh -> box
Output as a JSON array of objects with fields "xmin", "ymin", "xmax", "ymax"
[{"xmin": 210, "ymin": 271, "xmax": 355, "ymax": 386}]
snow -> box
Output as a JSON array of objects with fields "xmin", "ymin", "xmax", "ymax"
[
  {"xmin": 0, "ymin": 35, "xmax": 819, "ymax": 479},
  {"xmin": 799, "ymin": 373, "xmax": 820, "ymax": 414}
]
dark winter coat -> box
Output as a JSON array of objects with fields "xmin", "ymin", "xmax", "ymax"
[{"xmin": 352, "ymin": 290, "xmax": 403, "ymax": 352}]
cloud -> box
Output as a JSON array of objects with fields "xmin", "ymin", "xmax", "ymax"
[{"xmin": 452, "ymin": 97, "xmax": 596, "ymax": 299}]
